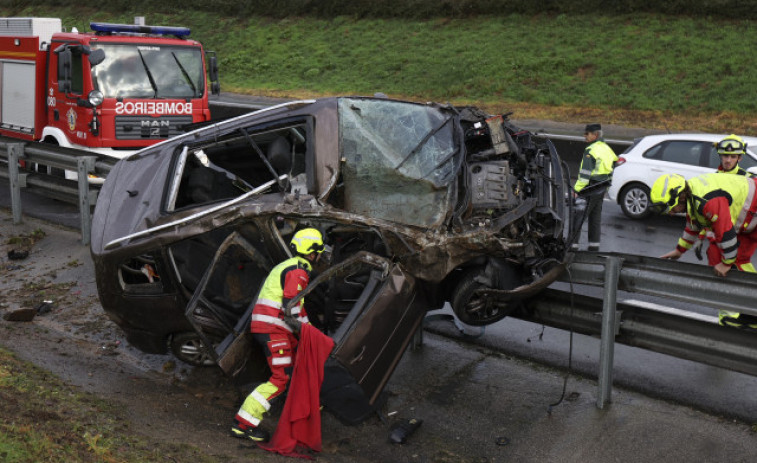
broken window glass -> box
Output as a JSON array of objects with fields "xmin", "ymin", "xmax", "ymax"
[
  {"xmin": 338, "ymin": 98, "xmax": 459, "ymax": 228},
  {"xmin": 166, "ymin": 121, "xmax": 311, "ymax": 211}
]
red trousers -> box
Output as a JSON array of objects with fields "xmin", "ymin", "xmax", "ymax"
[
  {"xmin": 706, "ymin": 230, "xmax": 757, "ymax": 271},
  {"xmin": 254, "ymin": 331, "xmax": 298, "ymax": 394}
]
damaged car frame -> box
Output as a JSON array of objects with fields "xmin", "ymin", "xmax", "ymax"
[{"xmin": 91, "ymin": 96, "xmax": 572, "ymax": 423}]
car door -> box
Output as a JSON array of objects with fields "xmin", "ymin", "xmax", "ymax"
[
  {"xmin": 180, "ymin": 230, "xmax": 275, "ymax": 377},
  {"xmin": 287, "ymin": 252, "xmax": 427, "ymax": 424},
  {"xmin": 643, "ymin": 140, "xmax": 713, "ymax": 181},
  {"xmin": 187, "ymin": 241, "xmax": 426, "ymax": 424}
]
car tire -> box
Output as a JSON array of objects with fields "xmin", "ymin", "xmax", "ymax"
[
  {"xmin": 170, "ymin": 332, "xmax": 217, "ymax": 367},
  {"xmin": 619, "ymin": 183, "xmax": 652, "ymax": 219},
  {"xmin": 450, "ymin": 266, "xmax": 517, "ymax": 326}
]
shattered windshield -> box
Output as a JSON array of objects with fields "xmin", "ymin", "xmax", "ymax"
[
  {"xmin": 92, "ymin": 44, "xmax": 204, "ymax": 99},
  {"xmin": 338, "ymin": 98, "xmax": 459, "ymax": 228}
]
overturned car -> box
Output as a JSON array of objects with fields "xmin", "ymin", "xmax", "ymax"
[{"xmin": 91, "ymin": 96, "xmax": 571, "ymax": 422}]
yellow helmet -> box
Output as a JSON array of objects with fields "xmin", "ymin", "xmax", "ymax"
[
  {"xmin": 650, "ymin": 174, "xmax": 686, "ymax": 214},
  {"xmin": 716, "ymin": 134, "xmax": 746, "ymax": 156},
  {"xmin": 290, "ymin": 228, "xmax": 324, "ymax": 256}
]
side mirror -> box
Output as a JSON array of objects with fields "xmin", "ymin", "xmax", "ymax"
[
  {"xmin": 207, "ymin": 52, "xmax": 220, "ymax": 95},
  {"xmin": 208, "ymin": 54, "xmax": 219, "ymax": 81},
  {"xmin": 88, "ymin": 48, "xmax": 106, "ymax": 67}
]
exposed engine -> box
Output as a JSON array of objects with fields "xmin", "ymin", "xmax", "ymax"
[{"xmin": 454, "ymin": 106, "xmax": 564, "ymax": 251}]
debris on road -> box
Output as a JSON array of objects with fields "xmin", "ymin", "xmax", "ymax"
[
  {"xmin": 389, "ymin": 418, "xmax": 423, "ymax": 444},
  {"xmin": 7, "ymin": 249, "xmax": 29, "ymax": 260},
  {"xmin": 35, "ymin": 300, "xmax": 54, "ymax": 314},
  {"xmin": 2, "ymin": 307, "xmax": 36, "ymax": 322}
]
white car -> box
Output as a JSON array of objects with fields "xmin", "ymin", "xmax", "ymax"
[{"xmin": 608, "ymin": 133, "xmax": 757, "ymax": 219}]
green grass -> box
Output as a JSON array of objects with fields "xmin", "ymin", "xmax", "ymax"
[
  {"xmin": 198, "ymin": 13, "xmax": 757, "ymax": 113},
  {"xmin": 3, "ymin": 5, "xmax": 757, "ymax": 132},
  {"xmin": 0, "ymin": 348, "xmax": 220, "ymax": 463}
]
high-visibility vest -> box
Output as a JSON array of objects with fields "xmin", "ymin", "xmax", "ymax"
[
  {"xmin": 250, "ymin": 256, "xmax": 311, "ymax": 333},
  {"xmin": 574, "ymin": 140, "xmax": 618, "ymax": 192},
  {"xmin": 687, "ymin": 173, "xmax": 756, "ymax": 232},
  {"xmin": 718, "ymin": 164, "xmax": 754, "ymax": 177}
]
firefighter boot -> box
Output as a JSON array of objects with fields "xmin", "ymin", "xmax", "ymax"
[
  {"xmin": 736, "ymin": 313, "xmax": 757, "ymax": 333},
  {"xmin": 719, "ymin": 311, "xmax": 757, "ymax": 332},
  {"xmin": 231, "ymin": 421, "xmax": 270, "ymax": 443}
]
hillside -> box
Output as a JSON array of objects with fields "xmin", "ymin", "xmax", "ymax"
[{"xmin": 3, "ymin": 5, "xmax": 757, "ymax": 133}]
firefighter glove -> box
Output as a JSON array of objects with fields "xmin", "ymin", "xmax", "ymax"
[
  {"xmin": 284, "ymin": 315, "xmax": 302, "ymax": 334},
  {"xmin": 694, "ymin": 239, "xmax": 704, "ymax": 261}
]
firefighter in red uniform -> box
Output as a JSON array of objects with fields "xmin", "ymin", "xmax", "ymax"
[
  {"xmin": 231, "ymin": 227, "xmax": 326, "ymax": 442},
  {"xmin": 715, "ymin": 134, "xmax": 754, "ymax": 177},
  {"xmin": 651, "ymin": 172, "xmax": 757, "ymax": 332},
  {"xmin": 694, "ymin": 134, "xmax": 754, "ymax": 257}
]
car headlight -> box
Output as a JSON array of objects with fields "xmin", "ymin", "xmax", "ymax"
[{"xmin": 88, "ymin": 90, "xmax": 104, "ymax": 107}]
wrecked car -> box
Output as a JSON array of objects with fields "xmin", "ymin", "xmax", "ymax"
[{"xmin": 90, "ymin": 96, "xmax": 570, "ymax": 423}]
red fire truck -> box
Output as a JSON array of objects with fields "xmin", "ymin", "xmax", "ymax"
[{"xmin": 0, "ymin": 17, "xmax": 219, "ymax": 174}]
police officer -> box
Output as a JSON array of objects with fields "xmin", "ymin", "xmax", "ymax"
[
  {"xmin": 231, "ymin": 227, "xmax": 326, "ymax": 442},
  {"xmin": 573, "ymin": 123, "xmax": 618, "ymax": 251},
  {"xmin": 652, "ymin": 173, "xmax": 757, "ymax": 332}
]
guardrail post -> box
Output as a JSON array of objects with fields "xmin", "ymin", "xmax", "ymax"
[
  {"xmin": 597, "ymin": 255, "xmax": 622, "ymax": 409},
  {"xmin": 7, "ymin": 143, "xmax": 26, "ymax": 224},
  {"xmin": 76, "ymin": 156, "xmax": 97, "ymax": 246}
]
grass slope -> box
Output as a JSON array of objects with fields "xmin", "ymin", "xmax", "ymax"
[
  {"xmin": 4, "ymin": 6, "xmax": 757, "ymax": 131},
  {"xmin": 0, "ymin": 348, "xmax": 223, "ymax": 463}
]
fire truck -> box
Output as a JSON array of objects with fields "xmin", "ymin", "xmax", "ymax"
[{"xmin": 0, "ymin": 17, "xmax": 219, "ymax": 177}]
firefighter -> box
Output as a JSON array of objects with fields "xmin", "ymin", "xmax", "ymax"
[
  {"xmin": 231, "ymin": 227, "xmax": 326, "ymax": 442},
  {"xmin": 694, "ymin": 134, "xmax": 754, "ymax": 257},
  {"xmin": 573, "ymin": 123, "xmax": 618, "ymax": 251},
  {"xmin": 652, "ymin": 173, "xmax": 757, "ymax": 332},
  {"xmin": 715, "ymin": 134, "xmax": 754, "ymax": 177}
]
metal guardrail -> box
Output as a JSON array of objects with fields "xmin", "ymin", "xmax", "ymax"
[
  {"xmin": 0, "ymin": 138, "xmax": 118, "ymax": 245},
  {"xmin": 533, "ymin": 132, "xmax": 635, "ymax": 148},
  {"xmin": 562, "ymin": 251, "xmax": 757, "ymax": 317},
  {"xmin": 519, "ymin": 251, "xmax": 757, "ymax": 408},
  {"xmin": 522, "ymin": 287, "xmax": 757, "ymax": 376}
]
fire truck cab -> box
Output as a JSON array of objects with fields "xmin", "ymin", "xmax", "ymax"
[{"xmin": 0, "ymin": 17, "xmax": 219, "ymax": 169}]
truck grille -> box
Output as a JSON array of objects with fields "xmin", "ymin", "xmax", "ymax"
[{"xmin": 114, "ymin": 115, "xmax": 193, "ymax": 140}]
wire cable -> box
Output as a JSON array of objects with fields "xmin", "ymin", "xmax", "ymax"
[
  {"xmin": 548, "ymin": 160, "xmax": 577, "ymax": 413},
  {"xmin": 548, "ymin": 266, "xmax": 575, "ymax": 413}
]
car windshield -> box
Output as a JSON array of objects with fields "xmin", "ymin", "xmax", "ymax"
[
  {"xmin": 338, "ymin": 98, "xmax": 460, "ymax": 228},
  {"xmin": 92, "ymin": 44, "xmax": 204, "ymax": 99}
]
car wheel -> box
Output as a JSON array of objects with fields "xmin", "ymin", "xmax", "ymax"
[
  {"xmin": 451, "ymin": 267, "xmax": 517, "ymax": 326},
  {"xmin": 170, "ymin": 332, "xmax": 217, "ymax": 367},
  {"xmin": 619, "ymin": 183, "xmax": 651, "ymax": 219}
]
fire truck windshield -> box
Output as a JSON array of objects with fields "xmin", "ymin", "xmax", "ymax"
[{"xmin": 92, "ymin": 44, "xmax": 204, "ymax": 99}]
